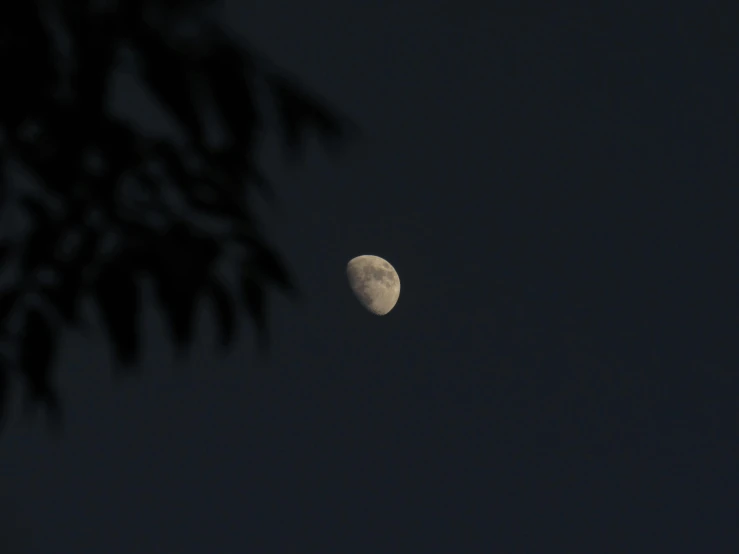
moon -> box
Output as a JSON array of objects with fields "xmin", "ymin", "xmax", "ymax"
[{"xmin": 346, "ymin": 255, "xmax": 401, "ymax": 315}]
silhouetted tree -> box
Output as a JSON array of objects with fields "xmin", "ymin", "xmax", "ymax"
[{"xmin": 0, "ymin": 0, "xmax": 354, "ymax": 432}]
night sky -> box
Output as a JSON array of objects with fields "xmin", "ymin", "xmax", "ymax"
[{"xmin": 2, "ymin": 2, "xmax": 739, "ymax": 552}]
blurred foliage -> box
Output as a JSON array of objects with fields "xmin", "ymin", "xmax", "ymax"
[{"xmin": 0, "ymin": 0, "xmax": 355, "ymax": 432}]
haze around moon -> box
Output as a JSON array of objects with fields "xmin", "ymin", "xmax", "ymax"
[{"xmin": 346, "ymin": 255, "xmax": 401, "ymax": 315}]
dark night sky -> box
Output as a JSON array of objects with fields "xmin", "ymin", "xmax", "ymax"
[{"xmin": 2, "ymin": 2, "xmax": 739, "ymax": 552}]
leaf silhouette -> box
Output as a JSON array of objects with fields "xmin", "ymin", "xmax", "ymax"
[
  {"xmin": 0, "ymin": 357, "xmax": 8, "ymax": 431},
  {"xmin": 74, "ymin": 20, "xmax": 117, "ymax": 122},
  {"xmin": 240, "ymin": 266, "xmax": 268, "ymax": 354},
  {"xmin": 152, "ymin": 141, "xmax": 193, "ymax": 196},
  {"xmin": 0, "ymin": 0, "xmax": 355, "ymax": 432},
  {"xmin": 94, "ymin": 262, "xmax": 141, "ymax": 368},
  {"xmin": 209, "ymin": 277, "xmax": 236, "ymax": 348},
  {"xmin": 248, "ymin": 245, "xmax": 294, "ymax": 293},
  {"xmin": 134, "ymin": 30, "xmax": 204, "ymax": 143},
  {"xmin": 0, "ymin": 240, "xmax": 11, "ymax": 267},
  {"xmin": 267, "ymin": 74, "xmax": 348, "ymax": 159},
  {"xmin": 20, "ymin": 196, "xmax": 52, "ymax": 223},
  {"xmin": 20, "ymin": 221, "xmax": 58, "ymax": 273},
  {"xmin": 153, "ymin": 271, "xmax": 201, "ymax": 352},
  {"xmin": 201, "ymin": 42, "xmax": 259, "ymax": 149},
  {"xmin": 149, "ymin": 230, "xmax": 213, "ymax": 352},
  {"xmin": 20, "ymin": 308, "xmax": 60, "ymax": 418},
  {"xmin": 0, "ymin": 151, "xmax": 6, "ymax": 205},
  {"xmin": 73, "ymin": 229, "xmax": 100, "ymax": 269},
  {"xmin": 41, "ymin": 271, "xmax": 82, "ymax": 325},
  {"xmin": 2, "ymin": 3, "xmax": 56, "ymax": 124},
  {"xmin": 0, "ymin": 288, "xmax": 21, "ymax": 323}
]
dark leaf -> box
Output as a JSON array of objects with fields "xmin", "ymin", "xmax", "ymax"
[
  {"xmin": 94, "ymin": 262, "xmax": 140, "ymax": 367},
  {"xmin": 134, "ymin": 31, "xmax": 203, "ymax": 142},
  {"xmin": 164, "ymin": 220, "xmax": 195, "ymax": 247},
  {"xmin": 20, "ymin": 308, "xmax": 59, "ymax": 411},
  {"xmin": 74, "ymin": 25, "xmax": 117, "ymax": 123},
  {"xmin": 240, "ymin": 269, "xmax": 269, "ymax": 354},
  {"xmin": 187, "ymin": 229, "xmax": 221, "ymax": 271},
  {"xmin": 235, "ymin": 235, "xmax": 294, "ymax": 293},
  {"xmin": 41, "ymin": 271, "xmax": 82, "ymax": 325},
  {"xmin": 244, "ymin": 165, "xmax": 275, "ymax": 204},
  {"xmin": 209, "ymin": 277, "xmax": 236, "ymax": 348},
  {"xmin": 0, "ymin": 150, "xmax": 6, "ymax": 206},
  {"xmin": 149, "ymin": 240, "xmax": 208, "ymax": 352},
  {"xmin": 201, "ymin": 43, "xmax": 259, "ymax": 148},
  {"xmin": 267, "ymin": 74, "xmax": 348, "ymax": 158},
  {"xmin": 0, "ymin": 357, "xmax": 9, "ymax": 431},
  {"xmin": 114, "ymin": 238, "xmax": 162, "ymax": 274},
  {"xmin": 133, "ymin": 168, "xmax": 161, "ymax": 198},
  {"xmin": 57, "ymin": 1, "xmax": 87, "ymax": 51},
  {"xmin": 74, "ymin": 228, "xmax": 100, "ymax": 269},
  {"xmin": 0, "ymin": 288, "xmax": 21, "ymax": 323},
  {"xmin": 20, "ymin": 196, "xmax": 52, "ymax": 223},
  {"xmin": 96, "ymin": 117, "xmax": 140, "ymax": 175},
  {"xmin": 21, "ymin": 221, "xmax": 58, "ymax": 273},
  {"xmin": 2, "ymin": 3, "xmax": 56, "ymax": 113},
  {"xmin": 250, "ymin": 245, "xmax": 294, "ymax": 293},
  {"xmin": 153, "ymin": 141, "xmax": 193, "ymax": 195},
  {"xmin": 0, "ymin": 240, "xmax": 11, "ymax": 267},
  {"xmin": 186, "ymin": 183, "xmax": 251, "ymax": 223},
  {"xmin": 154, "ymin": 276, "xmax": 200, "ymax": 352}
]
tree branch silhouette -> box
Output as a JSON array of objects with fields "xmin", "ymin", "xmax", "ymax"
[{"xmin": 0, "ymin": 0, "xmax": 355, "ymax": 432}]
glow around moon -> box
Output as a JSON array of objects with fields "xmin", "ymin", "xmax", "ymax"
[{"xmin": 346, "ymin": 255, "xmax": 401, "ymax": 315}]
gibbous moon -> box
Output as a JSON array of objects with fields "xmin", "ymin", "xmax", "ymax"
[{"xmin": 346, "ymin": 255, "xmax": 400, "ymax": 315}]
